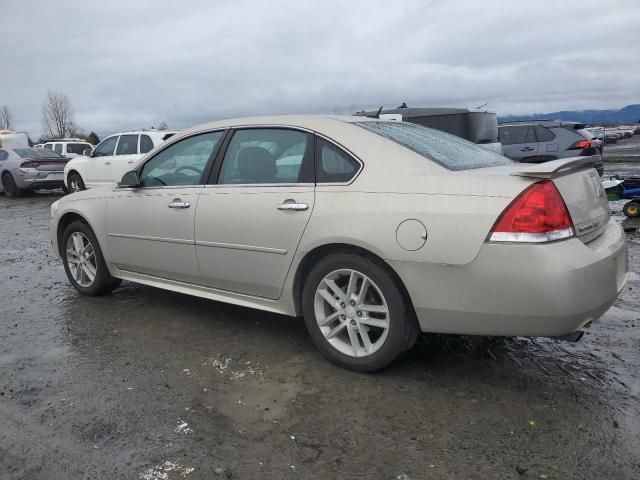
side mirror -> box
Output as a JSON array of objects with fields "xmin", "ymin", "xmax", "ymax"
[
  {"xmin": 83, "ymin": 149, "xmax": 92, "ymax": 157},
  {"xmin": 119, "ymin": 170, "xmax": 141, "ymax": 188}
]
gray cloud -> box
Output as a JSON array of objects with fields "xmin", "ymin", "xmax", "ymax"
[{"xmin": 3, "ymin": 0, "xmax": 639, "ymax": 139}]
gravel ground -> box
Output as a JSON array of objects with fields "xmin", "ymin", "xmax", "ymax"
[{"xmin": 1, "ymin": 168, "xmax": 639, "ymax": 479}]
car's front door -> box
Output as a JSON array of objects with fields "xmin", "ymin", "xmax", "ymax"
[
  {"xmin": 88, "ymin": 135, "xmax": 119, "ymax": 186},
  {"xmin": 105, "ymin": 131, "xmax": 225, "ymax": 283},
  {"xmin": 111, "ymin": 134, "xmax": 141, "ymax": 181},
  {"xmin": 195, "ymin": 128, "xmax": 315, "ymax": 299}
]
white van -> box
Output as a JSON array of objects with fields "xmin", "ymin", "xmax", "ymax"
[
  {"xmin": 43, "ymin": 138, "xmax": 94, "ymax": 158},
  {"xmin": 0, "ymin": 130, "xmax": 29, "ymax": 149}
]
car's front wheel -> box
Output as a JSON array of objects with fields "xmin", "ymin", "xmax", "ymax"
[
  {"xmin": 67, "ymin": 172, "xmax": 86, "ymax": 193},
  {"xmin": 302, "ymin": 253, "xmax": 419, "ymax": 372},
  {"xmin": 62, "ymin": 220, "xmax": 121, "ymax": 295},
  {"xmin": 1, "ymin": 172, "xmax": 23, "ymax": 197}
]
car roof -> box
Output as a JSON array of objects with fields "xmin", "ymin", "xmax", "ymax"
[
  {"xmin": 43, "ymin": 138, "xmax": 91, "ymax": 143},
  {"xmin": 499, "ymin": 120, "xmax": 586, "ymax": 128},
  {"xmin": 177, "ymin": 114, "xmax": 382, "ymax": 136}
]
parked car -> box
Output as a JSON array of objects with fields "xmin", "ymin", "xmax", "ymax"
[
  {"xmin": 1, "ymin": 147, "xmax": 69, "ymax": 196},
  {"xmin": 357, "ymin": 106, "xmax": 503, "ymax": 154},
  {"xmin": 63, "ymin": 130, "xmax": 176, "ymax": 192},
  {"xmin": 50, "ymin": 116, "xmax": 627, "ymax": 372},
  {"xmin": 43, "ymin": 138, "xmax": 94, "ymax": 158},
  {"xmin": 498, "ymin": 120, "xmax": 604, "ymax": 175}
]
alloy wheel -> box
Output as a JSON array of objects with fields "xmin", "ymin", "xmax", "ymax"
[
  {"xmin": 66, "ymin": 232, "xmax": 97, "ymax": 287},
  {"xmin": 314, "ymin": 269, "xmax": 390, "ymax": 357},
  {"xmin": 69, "ymin": 175, "xmax": 82, "ymax": 192}
]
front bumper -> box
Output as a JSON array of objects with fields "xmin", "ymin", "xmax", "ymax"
[{"xmin": 391, "ymin": 219, "xmax": 628, "ymax": 337}]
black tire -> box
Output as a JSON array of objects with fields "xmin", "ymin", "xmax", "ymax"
[
  {"xmin": 61, "ymin": 220, "xmax": 121, "ymax": 296},
  {"xmin": 302, "ymin": 253, "xmax": 419, "ymax": 372},
  {"xmin": 623, "ymin": 201, "xmax": 640, "ymax": 218},
  {"xmin": 67, "ymin": 172, "xmax": 86, "ymax": 193},
  {"xmin": 1, "ymin": 172, "xmax": 23, "ymax": 197}
]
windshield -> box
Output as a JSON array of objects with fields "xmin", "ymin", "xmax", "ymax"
[
  {"xmin": 13, "ymin": 148, "xmax": 64, "ymax": 159},
  {"xmin": 356, "ymin": 121, "xmax": 512, "ymax": 170},
  {"xmin": 67, "ymin": 143, "xmax": 92, "ymax": 154}
]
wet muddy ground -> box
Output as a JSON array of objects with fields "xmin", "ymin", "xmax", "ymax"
[{"xmin": 1, "ymin": 166, "xmax": 639, "ymax": 479}]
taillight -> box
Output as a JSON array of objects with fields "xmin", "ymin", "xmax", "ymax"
[
  {"xmin": 569, "ymin": 139, "xmax": 592, "ymax": 150},
  {"xmin": 20, "ymin": 161, "xmax": 40, "ymax": 169},
  {"xmin": 488, "ymin": 180, "xmax": 574, "ymax": 243},
  {"xmin": 19, "ymin": 161, "xmax": 40, "ymax": 173}
]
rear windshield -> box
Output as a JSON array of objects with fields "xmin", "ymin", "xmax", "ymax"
[
  {"xmin": 356, "ymin": 121, "xmax": 513, "ymax": 170},
  {"xmin": 13, "ymin": 148, "xmax": 64, "ymax": 159},
  {"xmin": 67, "ymin": 143, "xmax": 92, "ymax": 154}
]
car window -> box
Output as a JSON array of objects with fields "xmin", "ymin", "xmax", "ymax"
[
  {"xmin": 316, "ymin": 138, "xmax": 359, "ymax": 183},
  {"xmin": 358, "ymin": 121, "xmax": 512, "ymax": 171},
  {"xmin": 43, "ymin": 144, "xmax": 53, "ymax": 150},
  {"xmin": 499, "ymin": 125, "xmax": 530, "ymax": 145},
  {"xmin": 93, "ymin": 136, "xmax": 118, "ymax": 157},
  {"xmin": 0, "ymin": 150, "xmax": 7, "ymax": 161},
  {"xmin": 67, "ymin": 143, "xmax": 92, "ymax": 155},
  {"xmin": 13, "ymin": 148, "xmax": 63, "ymax": 159},
  {"xmin": 115, "ymin": 135, "xmax": 139, "ymax": 155},
  {"xmin": 218, "ymin": 129, "xmax": 311, "ymax": 184},
  {"xmin": 535, "ymin": 125, "xmax": 555, "ymax": 142},
  {"xmin": 524, "ymin": 126, "xmax": 536, "ymax": 143},
  {"xmin": 140, "ymin": 135, "xmax": 154, "ymax": 154},
  {"xmin": 54, "ymin": 144, "xmax": 63, "ymax": 153},
  {"xmin": 139, "ymin": 131, "xmax": 223, "ymax": 187}
]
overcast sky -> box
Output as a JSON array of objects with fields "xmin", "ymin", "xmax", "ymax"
[{"xmin": 2, "ymin": 0, "xmax": 639, "ymax": 139}]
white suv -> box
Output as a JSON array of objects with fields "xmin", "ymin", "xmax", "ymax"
[
  {"xmin": 43, "ymin": 139, "xmax": 94, "ymax": 158},
  {"xmin": 64, "ymin": 130, "xmax": 176, "ymax": 192}
]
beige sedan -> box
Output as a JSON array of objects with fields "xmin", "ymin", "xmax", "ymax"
[{"xmin": 50, "ymin": 115, "xmax": 628, "ymax": 372}]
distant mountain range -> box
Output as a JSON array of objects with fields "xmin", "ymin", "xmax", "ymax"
[{"xmin": 499, "ymin": 104, "xmax": 640, "ymax": 125}]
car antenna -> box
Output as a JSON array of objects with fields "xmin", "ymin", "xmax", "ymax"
[
  {"xmin": 476, "ymin": 102, "xmax": 489, "ymax": 110},
  {"xmin": 375, "ymin": 106, "xmax": 383, "ymax": 118}
]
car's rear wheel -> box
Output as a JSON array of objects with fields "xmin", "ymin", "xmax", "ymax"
[
  {"xmin": 67, "ymin": 172, "xmax": 86, "ymax": 193},
  {"xmin": 302, "ymin": 253, "xmax": 418, "ymax": 372},
  {"xmin": 623, "ymin": 201, "xmax": 640, "ymax": 218},
  {"xmin": 62, "ymin": 220, "xmax": 121, "ymax": 295},
  {"xmin": 1, "ymin": 172, "xmax": 23, "ymax": 197}
]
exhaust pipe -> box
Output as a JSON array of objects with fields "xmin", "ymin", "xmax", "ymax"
[{"xmin": 553, "ymin": 331, "xmax": 584, "ymax": 343}]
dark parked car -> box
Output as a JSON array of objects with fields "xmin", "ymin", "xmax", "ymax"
[{"xmin": 499, "ymin": 121, "xmax": 604, "ymax": 176}]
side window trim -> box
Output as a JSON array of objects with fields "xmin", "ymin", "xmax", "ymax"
[
  {"xmin": 129, "ymin": 129, "xmax": 229, "ymax": 189},
  {"xmin": 112, "ymin": 136, "xmax": 121, "ymax": 156},
  {"xmin": 314, "ymin": 133, "xmax": 363, "ymax": 185},
  {"xmin": 207, "ymin": 126, "xmax": 315, "ymax": 186}
]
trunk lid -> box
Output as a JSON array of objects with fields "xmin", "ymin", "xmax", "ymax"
[
  {"xmin": 510, "ymin": 156, "xmax": 608, "ymax": 242},
  {"xmin": 21, "ymin": 158, "xmax": 69, "ymax": 172}
]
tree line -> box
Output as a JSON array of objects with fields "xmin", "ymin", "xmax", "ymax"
[{"xmin": 1, "ymin": 91, "xmax": 169, "ymax": 146}]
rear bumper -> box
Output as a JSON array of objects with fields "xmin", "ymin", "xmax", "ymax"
[
  {"xmin": 17, "ymin": 172, "xmax": 65, "ymax": 190},
  {"xmin": 391, "ymin": 219, "xmax": 628, "ymax": 337}
]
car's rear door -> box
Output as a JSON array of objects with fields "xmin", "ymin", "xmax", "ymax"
[
  {"xmin": 500, "ymin": 125, "xmax": 539, "ymax": 161},
  {"xmin": 194, "ymin": 127, "xmax": 315, "ymax": 299},
  {"xmin": 105, "ymin": 131, "xmax": 225, "ymax": 283}
]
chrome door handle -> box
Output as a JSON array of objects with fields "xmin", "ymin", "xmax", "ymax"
[
  {"xmin": 105, "ymin": 160, "xmax": 112, "ymax": 164},
  {"xmin": 277, "ymin": 200, "xmax": 308, "ymax": 211},
  {"xmin": 168, "ymin": 198, "xmax": 191, "ymax": 209},
  {"xmin": 127, "ymin": 160, "xmax": 135, "ymax": 163}
]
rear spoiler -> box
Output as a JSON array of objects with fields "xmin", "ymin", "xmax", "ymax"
[{"xmin": 510, "ymin": 156, "xmax": 596, "ymax": 179}]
